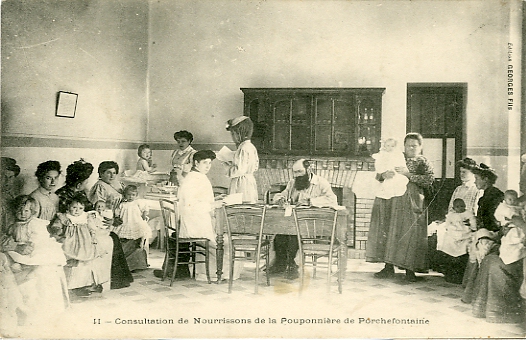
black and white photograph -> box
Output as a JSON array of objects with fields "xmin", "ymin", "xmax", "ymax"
[{"xmin": 0, "ymin": 0, "xmax": 525, "ymax": 338}]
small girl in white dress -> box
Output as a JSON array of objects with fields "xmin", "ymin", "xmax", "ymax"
[
  {"xmin": 372, "ymin": 138, "xmax": 409, "ymax": 199},
  {"xmin": 115, "ymin": 185, "xmax": 152, "ymax": 255}
]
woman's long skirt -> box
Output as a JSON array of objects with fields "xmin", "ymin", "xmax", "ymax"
[
  {"xmin": 465, "ymin": 254, "xmax": 524, "ymax": 323},
  {"xmin": 366, "ymin": 183, "xmax": 428, "ymax": 272},
  {"xmin": 109, "ymin": 232, "xmax": 134, "ymax": 289},
  {"xmin": 120, "ymin": 237, "xmax": 149, "ymax": 272}
]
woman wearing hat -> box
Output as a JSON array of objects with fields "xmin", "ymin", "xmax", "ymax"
[
  {"xmin": 225, "ymin": 116, "xmax": 259, "ymax": 203},
  {"xmin": 430, "ymin": 158, "xmax": 483, "ymax": 283},
  {"xmin": 448, "ymin": 158, "xmax": 483, "ymax": 215},
  {"xmin": 472, "ymin": 163, "xmax": 504, "ymax": 232}
]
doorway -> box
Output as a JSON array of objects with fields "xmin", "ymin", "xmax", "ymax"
[{"xmin": 407, "ymin": 83, "xmax": 467, "ymax": 222}]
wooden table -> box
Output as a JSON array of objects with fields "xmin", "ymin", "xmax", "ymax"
[{"xmin": 214, "ymin": 206, "xmax": 349, "ymax": 283}]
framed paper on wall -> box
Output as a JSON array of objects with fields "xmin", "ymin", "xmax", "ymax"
[{"xmin": 55, "ymin": 91, "xmax": 78, "ymax": 118}]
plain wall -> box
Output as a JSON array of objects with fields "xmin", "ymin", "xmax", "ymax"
[
  {"xmin": 1, "ymin": 0, "xmax": 149, "ymax": 192},
  {"xmin": 148, "ymin": 1, "xmax": 509, "ymax": 144},
  {"xmin": 147, "ymin": 0, "xmax": 515, "ymax": 188}
]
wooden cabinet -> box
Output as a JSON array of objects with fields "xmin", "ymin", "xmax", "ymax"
[{"xmin": 241, "ymin": 88, "xmax": 385, "ymax": 156}]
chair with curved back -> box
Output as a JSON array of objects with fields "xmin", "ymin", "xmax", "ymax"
[
  {"xmin": 159, "ymin": 199, "xmax": 211, "ymax": 286},
  {"xmin": 212, "ymin": 186, "xmax": 229, "ymax": 198},
  {"xmin": 223, "ymin": 204, "xmax": 270, "ymax": 294},
  {"xmin": 292, "ymin": 206, "xmax": 342, "ymax": 293},
  {"xmin": 264, "ymin": 183, "xmax": 288, "ymax": 204}
]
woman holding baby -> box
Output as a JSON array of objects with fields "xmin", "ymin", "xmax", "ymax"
[
  {"xmin": 429, "ymin": 158, "xmax": 482, "ymax": 284},
  {"xmin": 366, "ymin": 133, "xmax": 434, "ymax": 282},
  {"xmin": 461, "ymin": 163, "xmax": 525, "ymax": 324}
]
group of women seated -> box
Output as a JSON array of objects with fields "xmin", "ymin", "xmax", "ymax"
[
  {"xmin": 364, "ymin": 132, "xmax": 525, "ymax": 325},
  {"xmin": 0, "ymin": 159, "xmax": 139, "ymax": 325},
  {"xmin": 0, "ymin": 115, "xmax": 258, "ymax": 334},
  {"xmin": 429, "ymin": 157, "xmax": 526, "ymax": 324}
]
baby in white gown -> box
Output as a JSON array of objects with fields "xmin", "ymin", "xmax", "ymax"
[{"xmin": 372, "ymin": 138, "xmax": 409, "ymax": 199}]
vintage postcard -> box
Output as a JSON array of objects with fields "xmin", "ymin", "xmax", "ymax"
[{"xmin": 1, "ymin": 0, "xmax": 524, "ymax": 339}]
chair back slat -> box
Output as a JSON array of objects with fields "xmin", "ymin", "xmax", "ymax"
[
  {"xmin": 223, "ymin": 204, "xmax": 267, "ymax": 238},
  {"xmin": 293, "ymin": 207, "xmax": 338, "ymax": 243},
  {"xmin": 159, "ymin": 199, "xmax": 178, "ymax": 233},
  {"xmin": 212, "ymin": 186, "xmax": 229, "ymax": 197}
]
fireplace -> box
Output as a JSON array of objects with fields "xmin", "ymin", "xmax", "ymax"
[{"xmin": 255, "ymin": 155, "xmax": 377, "ymax": 259}]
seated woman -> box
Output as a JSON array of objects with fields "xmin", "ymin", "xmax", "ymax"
[
  {"xmin": 56, "ymin": 160, "xmax": 133, "ymax": 290},
  {"xmin": 1, "ymin": 195, "xmax": 68, "ymax": 324},
  {"xmin": 428, "ymin": 158, "xmax": 482, "ymax": 283},
  {"xmin": 462, "ymin": 218, "xmax": 525, "ymax": 323},
  {"xmin": 49, "ymin": 192, "xmax": 113, "ymax": 297},
  {"xmin": 89, "ymin": 161, "xmax": 125, "ymax": 212},
  {"xmin": 89, "ymin": 161, "xmax": 148, "ymax": 272},
  {"xmin": 30, "ymin": 160, "xmax": 61, "ymax": 221},
  {"xmin": 177, "ymin": 149, "xmax": 242, "ymax": 281}
]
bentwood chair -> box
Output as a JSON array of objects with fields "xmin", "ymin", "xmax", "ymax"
[
  {"xmin": 264, "ymin": 183, "xmax": 287, "ymax": 204},
  {"xmin": 212, "ymin": 186, "xmax": 229, "ymax": 198},
  {"xmin": 292, "ymin": 206, "xmax": 342, "ymax": 293},
  {"xmin": 159, "ymin": 199, "xmax": 211, "ymax": 286},
  {"xmin": 223, "ymin": 204, "xmax": 270, "ymax": 294}
]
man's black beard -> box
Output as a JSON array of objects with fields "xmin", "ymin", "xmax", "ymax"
[{"xmin": 294, "ymin": 173, "xmax": 311, "ymax": 191}]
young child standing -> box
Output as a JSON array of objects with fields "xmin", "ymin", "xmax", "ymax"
[
  {"xmin": 115, "ymin": 185, "xmax": 152, "ymax": 262},
  {"xmin": 49, "ymin": 192, "xmax": 113, "ymax": 297},
  {"xmin": 437, "ymin": 198, "xmax": 476, "ymax": 257},
  {"xmin": 136, "ymin": 144, "xmax": 157, "ymax": 173},
  {"xmin": 372, "ymin": 138, "xmax": 409, "ymax": 199}
]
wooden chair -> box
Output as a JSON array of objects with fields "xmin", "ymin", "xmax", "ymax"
[
  {"xmin": 264, "ymin": 183, "xmax": 287, "ymax": 204},
  {"xmin": 212, "ymin": 186, "xmax": 229, "ymax": 197},
  {"xmin": 223, "ymin": 204, "xmax": 270, "ymax": 294},
  {"xmin": 292, "ymin": 206, "xmax": 342, "ymax": 293},
  {"xmin": 159, "ymin": 199, "xmax": 211, "ymax": 286}
]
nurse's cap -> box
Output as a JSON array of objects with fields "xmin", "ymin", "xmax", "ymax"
[{"xmin": 226, "ymin": 116, "xmax": 249, "ymax": 131}]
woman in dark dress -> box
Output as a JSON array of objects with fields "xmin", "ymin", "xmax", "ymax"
[
  {"xmin": 55, "ymin": 160, "xmax": 133, "ymax": 290},
  {"xmin": 473, "ymin": 164, "xmax": 504, "ymax": 232},
  {"xmin": 89, "ymin": 161, "xmax": 148, "ymax": 272},
  {"xmin": 366, "ymin": 133, "xmax": 434, "ymax": 282}
]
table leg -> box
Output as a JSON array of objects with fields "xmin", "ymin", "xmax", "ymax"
[{"xmin": 216, "ymin": 232, "xmax": 224, "ymax": 283}]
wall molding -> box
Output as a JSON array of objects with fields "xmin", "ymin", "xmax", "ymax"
[
  {"xmin": 3, "ymin": 134, "xmax": 518, "ymax": 158},
  {"xmin": 1, "ymin": 135, "xmax": 143, "ymax": 149},
  {"xmin": 466, "ymin": 147, "xmax": 518, "ymax": 157},
  {"xmin": 1, "ymin": 134, "xmax": 236, "ymax": 151}
]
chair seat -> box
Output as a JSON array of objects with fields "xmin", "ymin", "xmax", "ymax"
[
  {"xmin": 171, "ymin": 236, "xmax": 209, "ymax": 242},
  {"xmin": 232, "ymin": 238, "xmax": 270, "ymax": 251},
  {"xmin": 302, "ymin": 243, "xmax": 340, "ymax": 255}
]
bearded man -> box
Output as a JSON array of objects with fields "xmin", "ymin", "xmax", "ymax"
[{"xmin": 269, "ymin": 159, "xmax": 338, "ymax": 279}]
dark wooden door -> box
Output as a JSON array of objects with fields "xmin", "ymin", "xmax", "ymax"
[{"xmin": 407, "ymin": 84, "xmax": 467, "ymax": 222}]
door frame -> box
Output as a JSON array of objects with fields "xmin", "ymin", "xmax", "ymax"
[{"xmin": 406, "ymin": 82, "xmax": 468, "ymax": 185}]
